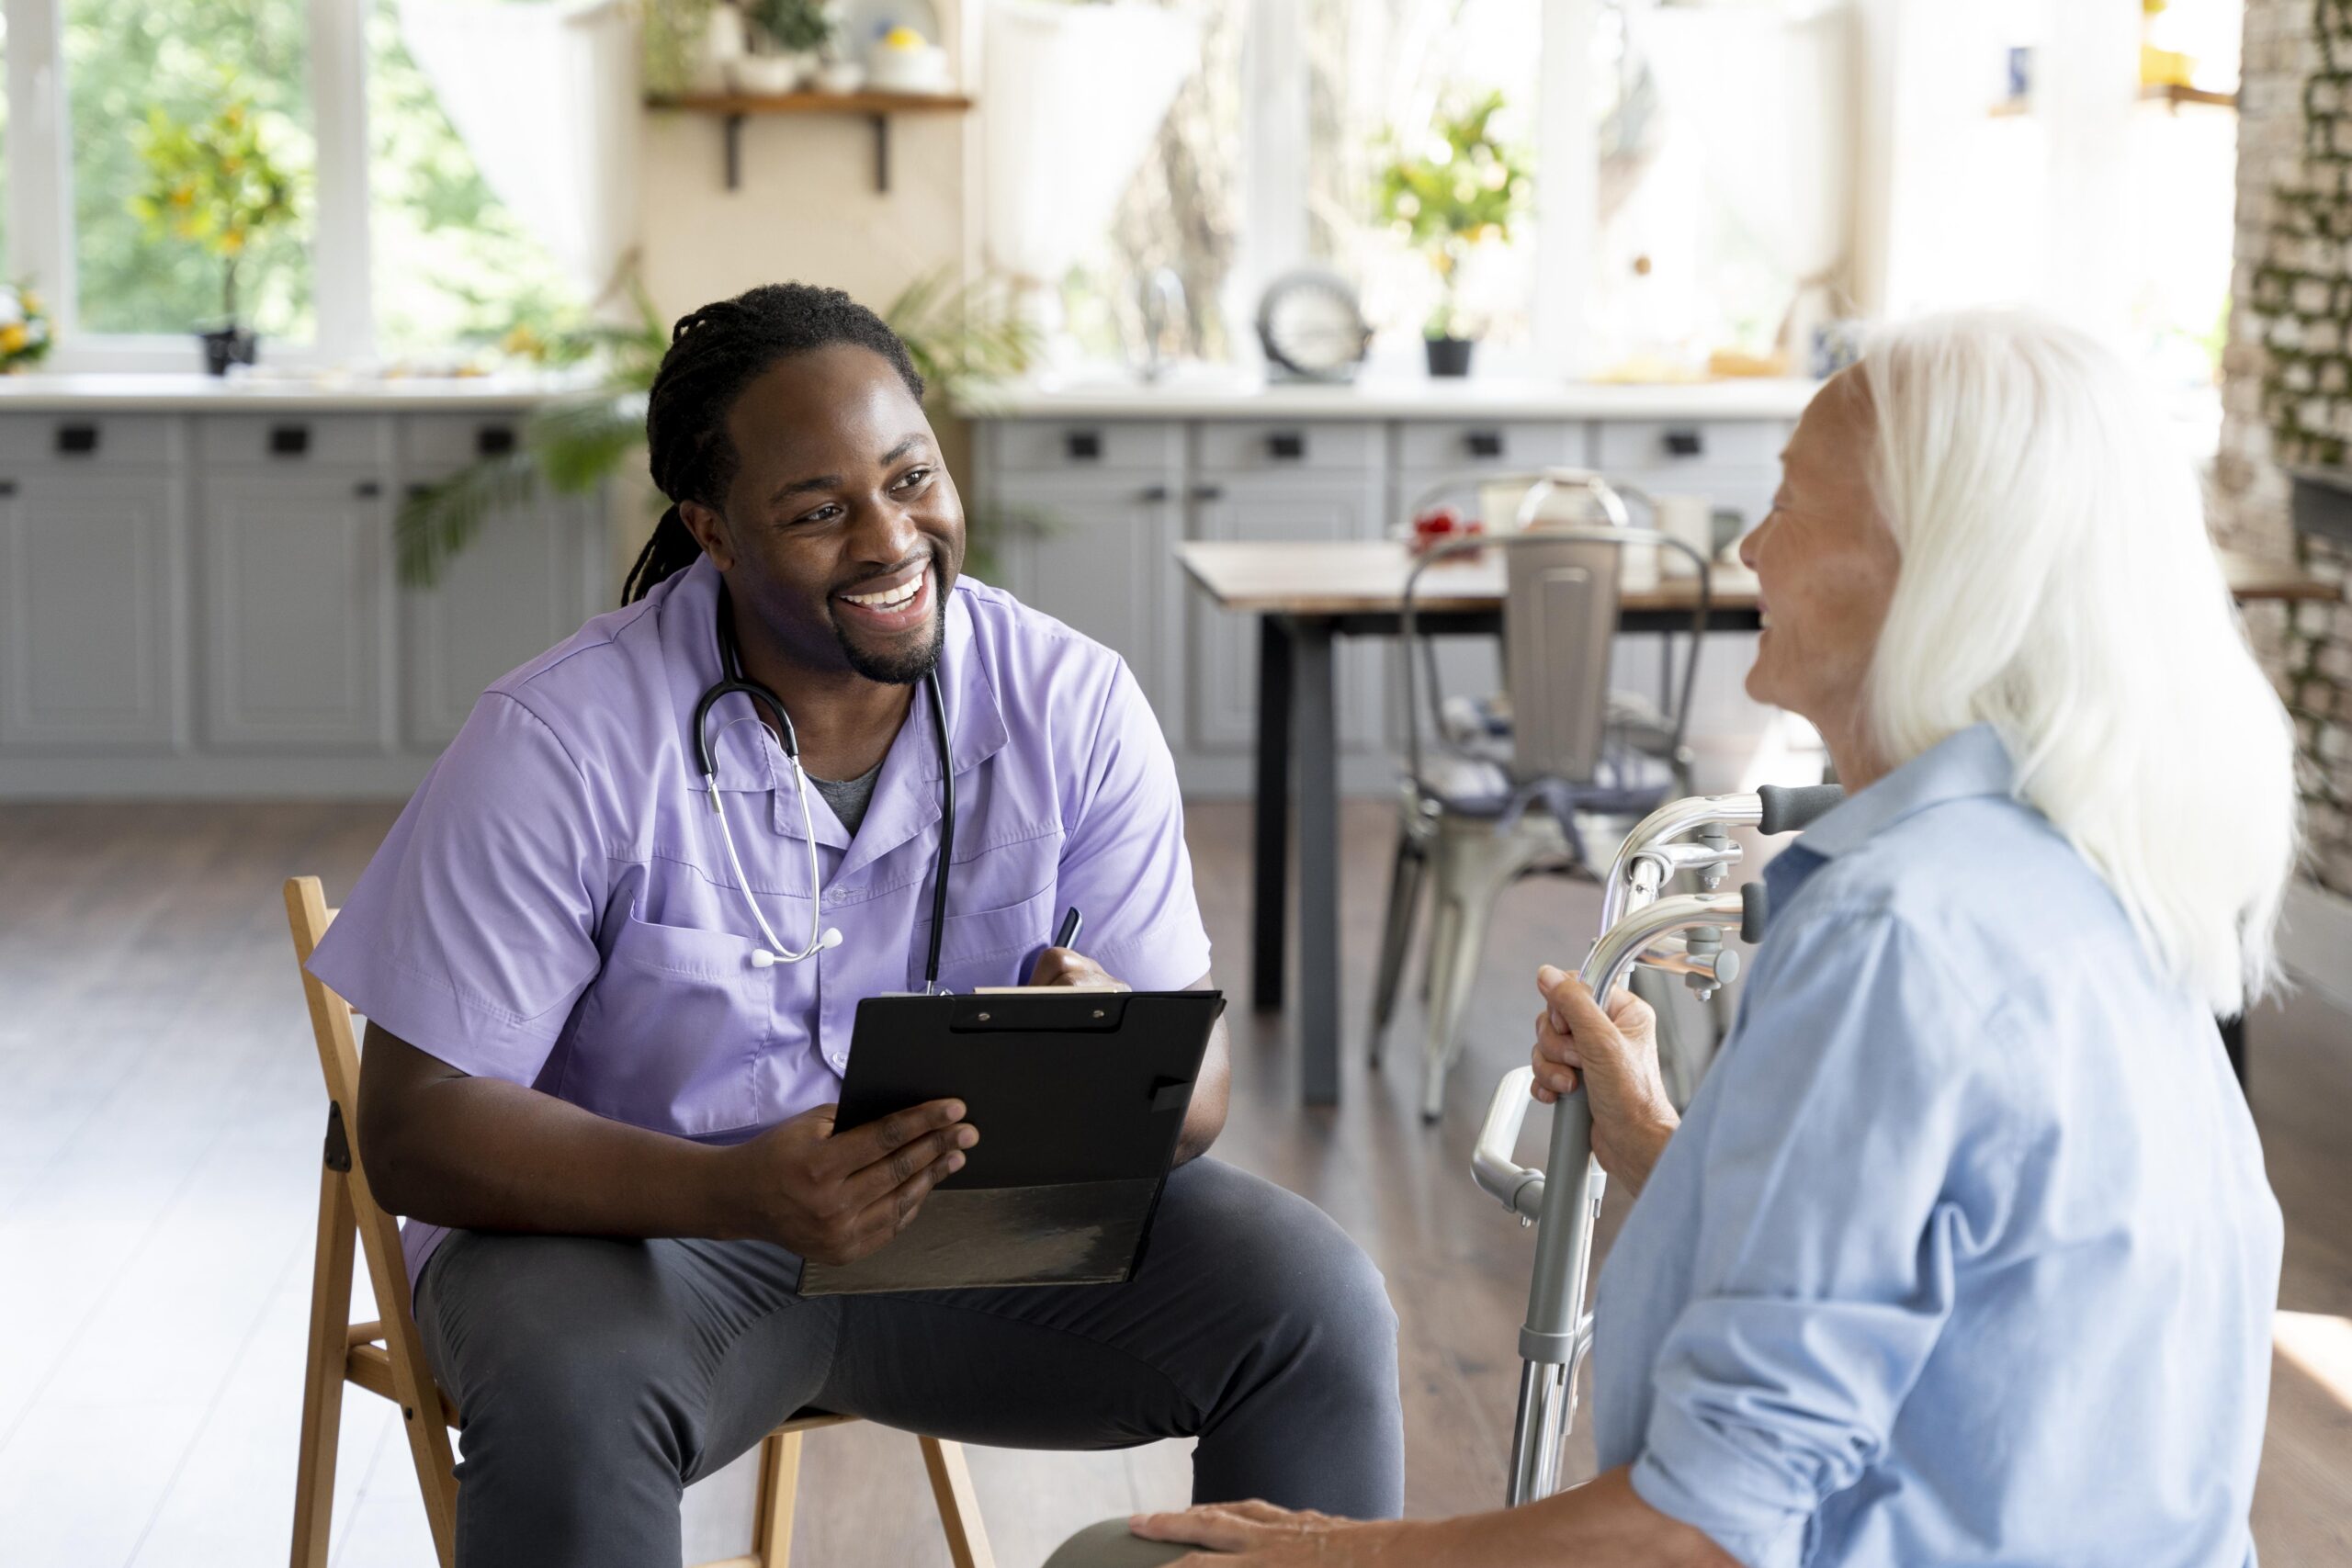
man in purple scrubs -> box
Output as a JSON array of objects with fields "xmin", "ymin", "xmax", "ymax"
[{"xmin": 308, "ymin": 284, "xmax": 1402, "ymax": 1567}]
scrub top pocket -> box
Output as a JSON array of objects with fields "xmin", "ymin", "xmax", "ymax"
[{"xmin": 560, "ymin": 908, "xmax": 767, "ymax": 1136}]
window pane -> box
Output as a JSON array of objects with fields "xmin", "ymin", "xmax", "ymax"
[
  {"xmin": 1058, "ymin": 0, "xmax": 1246, "ymax": 366},
  {"xmin": 368, "ymin": 0, "xmax": 581, "ymax": 354},
  {"xmin": 1307, "ymin": 0, "xmax": 1541, "ymax": 359},
  {"xmin": 66, "ymin": 0, "xmax": 315, "ymax": 338}
]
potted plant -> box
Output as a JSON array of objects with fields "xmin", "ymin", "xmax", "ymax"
[
  {"xmin": 0, "ymin": 284, "xmax": 54, "ymax": 374},
  {"xmin": 739, "ymin": 0, "xmax": 833, "ymax": 92},
  {"xmin": 1375, "ymin": 91, "xmax": 1532, "ymax": 378},
  {"xmin": 131, "ymin": 96, "xmax": 300, "ymax": 376}
]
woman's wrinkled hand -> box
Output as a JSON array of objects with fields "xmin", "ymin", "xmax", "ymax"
[{"xmin": 1530, "ymin": 966, "xmax": 1679, "ymax": 1191}]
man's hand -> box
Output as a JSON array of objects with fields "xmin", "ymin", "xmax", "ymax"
[
  {"xmin": 1531, "ymin": 967, "xmax": 1678, "ymax": 1195},
  {"xmin": 1029, "ymin": 945, "xmax": 1126, "ymax": 988},
  {"xmin": 721, "ymin": 1099, "xmax": 976, "ymax": 1265},
  {"xmin": 1128, "ymin": 1500, "xmax": 1408, "ymax": 1565}
]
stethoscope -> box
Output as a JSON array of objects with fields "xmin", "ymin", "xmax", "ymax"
[{"xmin": 692, "ymin": 591, "xmax": 956, "ymax": 989}]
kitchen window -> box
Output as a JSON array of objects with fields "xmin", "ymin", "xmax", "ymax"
[{"xmin": 2, "ymin": 0, "xmax": 583, "ymax": 369}]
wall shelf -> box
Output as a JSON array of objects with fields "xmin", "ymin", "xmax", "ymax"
[{"xmin": 645, "ymin": 91, "xmax": 976, "ymax": 194}]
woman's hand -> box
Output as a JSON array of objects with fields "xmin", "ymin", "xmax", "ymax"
[
  {"xmin": 1530, "ymin": 967, "xmax": 1678, "ymax": 1194},
  {"xmin": 1128, "ymin": 1500, "xmax": 1410, "ymax": 1564}
]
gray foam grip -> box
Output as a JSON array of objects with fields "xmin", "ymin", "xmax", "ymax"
[
  {"xmin": 1740, "ymin": 882, "xmax": 1770, "ymax": 945},
  {"xmin": 1756, "ymin": 783, "xmax": 1844, "ymax": 836}
]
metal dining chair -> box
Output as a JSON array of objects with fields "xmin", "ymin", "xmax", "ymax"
[{"xmin": 1369, "ymin": 472, "xmax": 1713, "ymax": 1120}]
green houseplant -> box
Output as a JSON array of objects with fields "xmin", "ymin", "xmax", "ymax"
[
  {"xmin": 395, "ymin": 268, "xmax": 1042, "ymax": 591},
  {"xmin": 1374, "ymin": 91, "xmax": 1532, "ymax": 378},
  {"xmin": 131, "ymin": 96, "xmax": 301, "ymax": 375}
]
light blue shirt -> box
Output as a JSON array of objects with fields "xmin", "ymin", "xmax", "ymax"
[{"xmin": 1591, "ymin": 724, "xmax": 2280, "ymax": 1568}]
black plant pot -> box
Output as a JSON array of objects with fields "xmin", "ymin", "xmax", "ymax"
[
  {"xmin": 199, "ymin": 325, "xmax": 258, "ymax": 378},
  {"xmin": 1424, "ymin": 335, "xmax": 1476, "ymax": 378}
]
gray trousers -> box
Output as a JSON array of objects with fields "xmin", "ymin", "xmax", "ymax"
[{"xmin": 414, "ymin": 1157, "xmax": 1404, "ymax": 1568}]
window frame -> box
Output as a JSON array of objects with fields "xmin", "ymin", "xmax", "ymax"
[{"xmin": 0, "ymin": 0, "xmax": 375, "ymax": 371}]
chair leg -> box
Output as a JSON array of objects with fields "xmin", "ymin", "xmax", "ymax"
[
  {"xmin": 1368, "ymin": 827, "xmax": 1430, "ymax": 1068},
  {"xmin": 918, "ymin": 1437, "xmax": 995, "ymax": 1568},
  {"xmin": 289, "ymin": 1167, "xmax": 358, "ymax": 1568},
  {"xmin": 751, "ymin": 1429, "xmax": 804, "ymax": 1567},
  {"xmin": 1419, "ymin": 825, "xmax": 1556, "ymax": 1122}
]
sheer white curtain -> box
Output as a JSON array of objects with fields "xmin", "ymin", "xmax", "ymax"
[
  {"xmin": 981, "ymin": 0, "xmax": 1198, "ymax": 301},
  {"xmin": 394, "ymin": 0, "xmax": 644, "ymax": 304}
]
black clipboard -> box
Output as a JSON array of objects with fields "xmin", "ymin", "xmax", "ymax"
[{"xmin": 798, "ymin": 989, "xmax": 1226, "ymax": 1296}]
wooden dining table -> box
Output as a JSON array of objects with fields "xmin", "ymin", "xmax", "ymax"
[{"xmin": 1177, "ymin": 537, "xmax": 2341, "ymax": 1106}]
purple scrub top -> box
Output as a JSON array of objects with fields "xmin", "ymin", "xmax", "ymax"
[{"xmin": 307, "ymin": 557, "xmax": 1213, "ymax": 1289}]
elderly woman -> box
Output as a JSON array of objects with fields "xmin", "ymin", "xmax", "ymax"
[{"xmin": 1057, "ymin": 310, "xmax": 2298, "ymax": 1568}]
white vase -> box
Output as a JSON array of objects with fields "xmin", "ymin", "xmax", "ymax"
[
  {"xmin": 729, "ymin": 53, "xmax": 804, "ymax": 94},
  {"xmin": 695, "ymin": 4, "xmax": 749, "ymax": 93}
]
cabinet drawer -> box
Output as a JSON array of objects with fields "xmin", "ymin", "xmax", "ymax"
[
  {"xmin": 1595, "ymin": 418, "xmax": 1792, "ymax": 472},
  {"xmin": 1194, "ymin": 421, "xmax": 1378, "ymax": 475},
  {"xmin": 200, "ymin": 414, "xmax": 385, "ymax": 468},
  {"xmin": 1396, "ymin": 420, "xmax": 1587, "ymax": 474},
  {"xmin": 401, "ymin": 413, "xmax": 533, "ymax": 470},
  {"xmin": 0, "ymin": 413, "xmax": 179, "ymax": 467},
  {"xmin": 992, "ymin": 421, "xmax": 1175, "ymax": 473}
]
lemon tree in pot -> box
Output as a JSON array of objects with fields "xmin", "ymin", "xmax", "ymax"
[
  {"xmin": 131, "ymin": 95, "xmax": 300, "ymax": 375},
  {"xmin": 1375, "ymin": 91, "xmax": 1531, "ymax": 378}
]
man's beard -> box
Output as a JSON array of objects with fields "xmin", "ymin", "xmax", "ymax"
[{"xmin": 831, "ymin": 570, "xmax": 946, "ymax": 685}]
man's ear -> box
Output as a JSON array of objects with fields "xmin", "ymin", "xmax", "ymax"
[{"xmin": 679, "ymin": 501, "xmax": 732, "ymax": 571}]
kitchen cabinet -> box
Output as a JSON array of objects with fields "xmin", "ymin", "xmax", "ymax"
[
  {"xmin": 972, "ymin": 397, "xmax": 1802, "ymax": 795},
  {"xmin": 0, "ymin": 396, "xmax": 608, "ymax": 797},
  {"xmin": 0, "ymin": 471, "xmax": 186, "ymax": 750}
]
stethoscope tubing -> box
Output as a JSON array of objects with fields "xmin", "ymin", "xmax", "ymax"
[{"xmin": 695, "ymin": 591, "xmax": 956, "ymax": 988}]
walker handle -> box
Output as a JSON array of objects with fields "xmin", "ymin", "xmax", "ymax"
[
  {"xmin": 1755, "ymin": 783, "xmax": 1843, "ymax": 836},
  {"xmin": 1473, "ymin": 1067, "xmax": 1552, "ymax": 1220}
]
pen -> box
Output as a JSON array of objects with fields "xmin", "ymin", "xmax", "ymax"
[{"xmin": 1053, "ymin": 907, "xmax": 1084, "ymax": 950}]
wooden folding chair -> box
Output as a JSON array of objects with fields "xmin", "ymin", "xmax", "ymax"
[{"xmin": 283, "ymin": 875, "xmax": 994, "ymax": 1568}]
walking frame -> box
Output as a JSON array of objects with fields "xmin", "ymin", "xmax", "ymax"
[
  {"xmin": 1468, "ymin": 784, "xmax": 1843, "ymax": 1504},
  {"xmin": 282, "ymin": 874, "xmax": 994, "ymax": 1568}
]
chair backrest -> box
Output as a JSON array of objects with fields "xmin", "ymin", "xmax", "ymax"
[
  {"xmin": 1501, "ymin": 530, "xmax": 1625, "ymax": 784},
  {"xmin": 1398, "ymin": 470, "xmax": 1713, "ymax": 792}
]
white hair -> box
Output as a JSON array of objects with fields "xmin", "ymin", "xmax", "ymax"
[{"xmin": 1857, "ymin": 310, "xmax": 2300, "ymax": 1017}]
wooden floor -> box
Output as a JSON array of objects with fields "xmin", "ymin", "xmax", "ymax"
[{"xmin": 1, "ymin": 798, "xmax": 2346, "ymax": 1566}]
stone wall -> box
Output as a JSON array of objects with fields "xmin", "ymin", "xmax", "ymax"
[{"xmin": 2218, "ymin": 0, "xmax": 2352, "ymax": 896}]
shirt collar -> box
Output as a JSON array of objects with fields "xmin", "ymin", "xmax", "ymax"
[
  {"xmin": 659, "ymin": 557, "xmax": 1011, "ymax": 865},
  {"xmin": 1760, "ymin": 723, "xmax": 2018, "ymax": 922}
]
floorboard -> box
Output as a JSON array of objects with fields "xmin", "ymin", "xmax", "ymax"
[{"xmin": 0, "ymin": 799, "xmax": 2343, "ymax": 1566}]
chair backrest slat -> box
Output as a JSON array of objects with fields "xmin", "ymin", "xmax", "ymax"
[{"xmin": 1503, "ymin": 535, "xmax": 1623, "ymax": 784}]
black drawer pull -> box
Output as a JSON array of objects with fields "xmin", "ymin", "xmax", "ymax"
[
  {"xmin": 1138, "ymin": 484, "xmax": 1170, "ymax": 502},
  {"xmin": 477, "ymin": 423, "xmax": 517, "ymax": 457},
  {"xmin": 1190, "ymin": 483, "xmax": 1225, "ymax": 502},
  {"xmin": 269, "ymin": 423, "xmax": 311, "ymax": 457},
  {"xmin": 1065, "ymin": 430, "xmax": 1102, "ymax": 462},
  {"xmin": 0, "ymin": 479, "xmax": 18, "ymax": 498},
  {"xmin": 55, "ymin": 423, "xmax": 98, "ymax": 456},
  {"xmin": 1465, "ymin": 429, "xmax": 1505, "ymax": 457},
  {"xmin": 354, "ymin": 479, "xmax": 382, "ymax": 499},
  {"xmin": 1267, "ymin": 431, "xmax": 1306, "ymax": 460},
  {"xmin": 1663, "ymin": 427, "xmax": 1705, "ymax": 457}
]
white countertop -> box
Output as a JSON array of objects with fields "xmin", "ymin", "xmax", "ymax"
[
  {"xmin": 956, "ymin": 372, "xmax": 1824, "ymax": 422},
  {"xmin": 0, "ymin": 371, "xmax": 595, "ymax": 412}
]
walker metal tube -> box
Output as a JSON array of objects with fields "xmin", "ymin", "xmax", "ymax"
[{"xmin": 1505, "ymin": 889, "xmax": 1747, "ymax": 1506}]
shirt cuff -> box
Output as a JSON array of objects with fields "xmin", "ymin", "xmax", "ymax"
[
  {"xmin": 305, "ymin": 947, "xmax": 565, "ymax": 1087},
  {"xmin": 1086, "ymin": 916, "xmax": 1214, "ymax": 995},
  {"xmin": 1630, "ymin": 1441, "xmax": 1810, "ymax": 1568}
]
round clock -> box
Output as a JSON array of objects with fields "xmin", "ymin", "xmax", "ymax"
[{"xmin": 1256, "ymin": 269, "xmax": 1373, "ymax": 383}]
